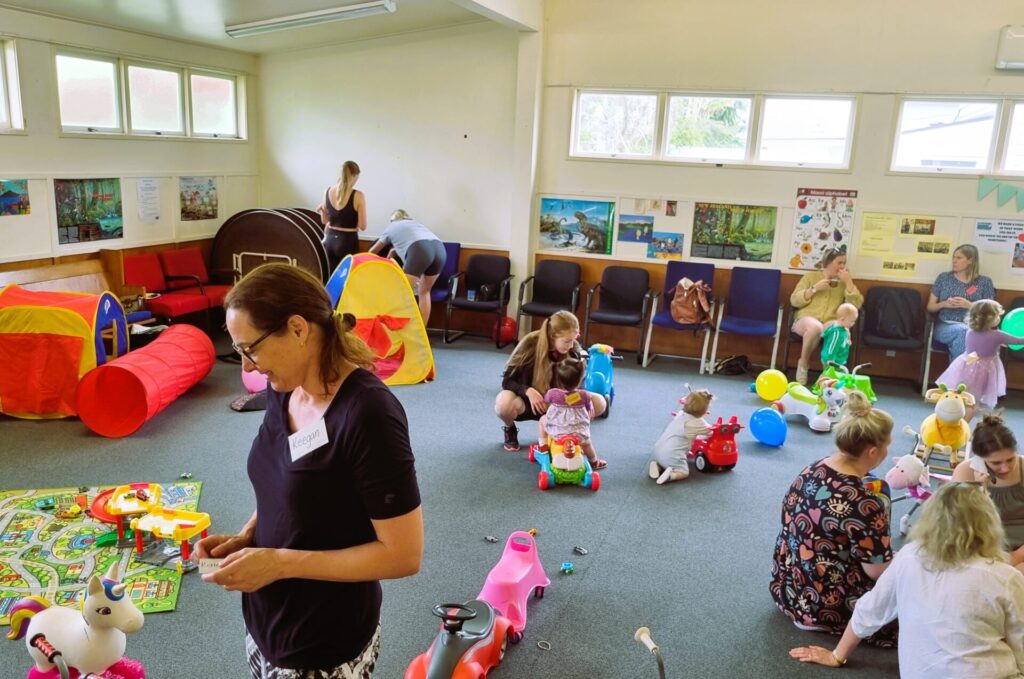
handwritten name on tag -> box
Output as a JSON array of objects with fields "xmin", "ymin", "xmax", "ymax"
[{"xmin": 289, "ymin": 418, "xmax": 329, "ymax": 461}]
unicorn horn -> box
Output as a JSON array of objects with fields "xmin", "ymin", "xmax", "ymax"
[{"xmin": 112, "ymin": 583, "xmax": 126, "ymax": 597}]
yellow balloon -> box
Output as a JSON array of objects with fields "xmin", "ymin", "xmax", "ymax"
[{"xmin": 756, "ymin": 369, "xmax": 788, "ymax": 401}]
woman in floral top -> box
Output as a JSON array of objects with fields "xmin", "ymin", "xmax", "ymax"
[{"xmin": 769, "ymin": 390, "xmax": 897, "ymax": 646}]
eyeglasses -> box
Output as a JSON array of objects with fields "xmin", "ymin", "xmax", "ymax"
[{"xmin": 231, "ymin": 324, "xmax": 283, "ymax": 364}]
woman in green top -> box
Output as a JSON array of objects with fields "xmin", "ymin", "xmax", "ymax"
[{"xmin": 790, "ymin": 249, "xmax": 864, "ymax": 385}]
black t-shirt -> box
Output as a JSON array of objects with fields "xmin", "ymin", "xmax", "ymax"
[{"xmin": 242, "ymin": 368, "xmax": 421, "ymax": 669}]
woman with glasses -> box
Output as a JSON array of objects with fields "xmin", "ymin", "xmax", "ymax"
[
  {"xmin": 770, "ymin": 391, "xmax": 897, "ymax": 647},
  {"xmin": 953, "ymin": 412, "xmax": 1024, "ymax": 570},
  {"xmin": 791, "ymin": 481, "xmax": 1024, "ymax": 676},
  {"xmin": 789, "ymin": 248, "xmax": 863, "ymax": 385},
  {"xmin": 927, "ymin": 244, "xmax": 996, "ymax": 360},
  {"xmin": 197, "ymin": 263, "xmax": 423, "ymax": 678}
]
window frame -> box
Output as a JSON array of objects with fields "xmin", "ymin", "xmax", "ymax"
[
  {"xmin": 660, "ymin": 92, "xmax": 755, "ymax": 166},
  {"xmin": 753, "ymin": 94, "xmax": 858, "ymax": 170},
  {"xmin": 53, "ymin": 47, "xmax": 246, "ymax": 141},
  {"xmin": 54, "ymin": 50, "xmax": 124, "ymax": 134},
  {"xmin": 187, "ymin": 69, "xmax": 241, "ymax": 139},
  {"xmin": 570, "ymin": 89, "xmax": 662, "ymax": 160},
  {"xmin": 889, "ymin": 96, "xmax": 1002, "ymax": 176},
  {"xmin": 0, "ymin": 39, "xmax": 24, "ymax": 133},
  {"xmin": 125, "ymin": 61, "xmax": 187, "ymax": 137}
]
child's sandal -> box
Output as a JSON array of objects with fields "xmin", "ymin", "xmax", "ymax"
[{"xmin": 590, "ymin": 458, "xmax": 608, "ymax": 470}]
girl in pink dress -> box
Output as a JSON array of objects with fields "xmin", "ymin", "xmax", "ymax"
[
  {"xmin": 937, "ymin": 300, "xmax": 1024, "ymax": 408},
  {"xmin": 539, "ymin": 356, "xmax": 607, "ymax": 470}
]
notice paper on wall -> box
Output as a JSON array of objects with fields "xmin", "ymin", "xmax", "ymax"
[
  {"xmin": 858, "ymin": 213, "xmax": 899, "ymax": 255},
  {"xmin": 879, "ymin": 256, "xmax": 918, "ymax": 277},
  {"xmin": 137, "ymin": 178, "xmax": 161, "ymax": 224},
  {"xmin": 975, "ymin": 218, "xmax": 1024, "ymax": 253}
]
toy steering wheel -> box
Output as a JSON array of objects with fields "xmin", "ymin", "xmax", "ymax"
[{"xmin": 432, "ymin": 603, "xmax": 477, "ymax": 633}]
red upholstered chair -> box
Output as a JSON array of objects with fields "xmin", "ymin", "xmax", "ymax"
[
  {"xmin": 158, "ymin": 247, "xmax": 232, "ymax": 307},
  {"xmin": 123, "ymin": 253, "xmax": 210, "ymax": 323}
]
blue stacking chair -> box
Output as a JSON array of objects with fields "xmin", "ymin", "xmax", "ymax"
[
  {"xmin": 642, "ymin": 261, "xmax": 716, "ymax": 372},
  {"xmin": 921, "ymin": 315, "xmax": 949, "ymax": 396},
  {"xmin": 430, "ymin": 241, "xmax": 462, "ymax": 307},
  {"xmin": 708, "ymin": 267, "xmax": 783, "ymax": 373}
]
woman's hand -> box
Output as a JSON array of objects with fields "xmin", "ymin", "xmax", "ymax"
[
  {"xmin": 837, "ymin": 268, "xmax": 854, "ymax": 287},
  {"xmin": 790, "ymin": 645, "xmax": 843, "ymax": 667},
  {"xmin": 947, "ymin": 296, "xmax": 971, "ymax": 309},
  {"xmin": 201, "ymin": 547, "xmax": 283, "ymax": 593},
  {"xmin": 196, "ymin": 532, "xmax": 252, "ymax": 560},
  {"xmin": 525, "ymin": 387, "xmax": 547, "ymax": 415}
]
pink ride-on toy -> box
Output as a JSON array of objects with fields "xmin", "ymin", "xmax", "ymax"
[{"xmin": 476, "ymin": 531, "xmax": 550, "ymax": 644}]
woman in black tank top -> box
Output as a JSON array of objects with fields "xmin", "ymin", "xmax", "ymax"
[{"xmin": 317, "ymin": 160, "xmax": 366, "ymax": 277}]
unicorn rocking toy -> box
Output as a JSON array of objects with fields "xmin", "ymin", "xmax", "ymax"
[{"xmin": 6, "ymin": 564, "xmax": 145, "ymax": 679}]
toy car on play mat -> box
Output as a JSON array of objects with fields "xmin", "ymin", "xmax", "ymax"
[
  {"xmin": 529, "ymin": 434, "xmax": 600, "ymax": 491},
  {"xmin": 689, "ymin": 416, "xmax": 743, "ymax": 472},
  {"xmin": 403, "ymin": 600, "xmax": 512, "ymax": 679}
]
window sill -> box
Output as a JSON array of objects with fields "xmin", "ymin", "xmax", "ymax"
[{"xmin": 58, "ymin": 130, "xmax": 248, "ymax": 143}]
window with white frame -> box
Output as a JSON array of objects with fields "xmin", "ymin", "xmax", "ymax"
[
  {"xmin": 572, "ymin": 91, "xmax": 658, "ymax": 157},
  {"xmin": 56, "ymin": 53, "xmax": 121, "ymax": 132},
  {"xmin": 1001, "ymin": 102, "xmax": 1024, "ymax": 173},
  {"xmin": 891, "ymin": 99, "xmax": 999, "ymax": 173},
  {"xmin": 757, "ymin": 96, "xmax": 855, "ymax": 167},
  {"xmin": 127, "ymin": 64, "xmax": 184, "ymax": 135},
  {"xmin": 55, "ymin": 50, "xmax": 244, "ymax": 139},
  {"xmin": 0, "ymin": 40, "xmax": 24, "ymax": 131},
  {"xmin": 190, "ymin": 72, "xmax": 237, "ymax": 137},
  {"xmin": 664, "ymin": 94, "xmax": 751, "ymax": 162}
]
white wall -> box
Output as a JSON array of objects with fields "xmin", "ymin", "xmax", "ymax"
[
  {"xmin": 258, "ymin": 22, "xmax": 518, "ymax": 249},
  {"xmin": 0, "ymin": 7, "xmax": 260, "ymax": 263},
  {"xmin": 539, "ymin": 0, "xmax": 1024, "ymax": 290}
]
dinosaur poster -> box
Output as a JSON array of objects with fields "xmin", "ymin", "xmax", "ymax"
[{"xmin": 538, "ymin": 197, "xmax": 615, "ymax": 255}]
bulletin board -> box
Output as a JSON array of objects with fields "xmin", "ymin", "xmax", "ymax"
[{"xmin": 842, "ymin": 209, "xmax": 960, "ymax": 285}]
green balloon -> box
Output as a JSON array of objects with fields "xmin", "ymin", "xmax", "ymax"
[{"xmin": 1001, "ymin": 307, "xmax": 1024, "ymax": 350}]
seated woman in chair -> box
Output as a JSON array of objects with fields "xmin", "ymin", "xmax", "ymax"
[
  {"xmin": 790, "ymin": 248, "xmax": 863, "ymax": 385},
  {"xmin": 926, "ymin": 243, "xmax": 995, "ymax": 360}
]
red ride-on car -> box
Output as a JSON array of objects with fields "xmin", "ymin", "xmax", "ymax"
[
  {"xmin": 404, "ymin": 600, "xmax": 513, "ymax": 679},
  {"xmin": 688, "ymin": 415, "xmax": 743, "ymax": 473}
]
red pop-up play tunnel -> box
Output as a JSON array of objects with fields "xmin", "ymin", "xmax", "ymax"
[{"xmin": 76, "ymin": 324, "xmax": 215, "ymax": 437}]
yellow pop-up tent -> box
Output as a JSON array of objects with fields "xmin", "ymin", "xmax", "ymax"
[{"xmin": 326, "ymin": 254, "xmax": 434, "ymax": 385}]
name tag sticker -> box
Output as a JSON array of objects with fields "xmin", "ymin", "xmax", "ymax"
[
  {"xmin": 198, "ymin": 558, "xmax": 223, "ymax": 574},
  {"xmin": 289, "ymin": 418, "xmax": 329, "ymax": 461},
  {"xmin": 966, "ymin": 285, "xmax": 977, "ymax": 295}
]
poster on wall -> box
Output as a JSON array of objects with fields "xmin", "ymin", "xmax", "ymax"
[
  {"xmin": 54, "ymin": 178, "xmax": 123, "ymax": 244},
  {"xmin": 179, "ymin": 176, "xmax": 219, "ymax": 221},
  {"xmin": 787, "ymin": 188, "xmax": 857, "ymax": 269},
  {"xmin": 691, "ymin": 202, "xmax": 776, "ymax": 262},
  {"xmin": 137, "ymin": 178, "xmax": 161, "ymax": 224},
  {"xmin": 618, "ymin": 214, "xmax": 654, "ymax": 243},
  {"xmin": 915, "ymin": 236, "xmax": 952, "ymax": 258},
  {"xmin": 648, "ymin": 232, "xmax": 684, "ymax": 260},
  {"xmin": 880, "ymin": 256, "xmax": 918, "ymax": 277},
  {"xmin": 0, "ymin": 179, "xmax": 30, "ymax": 216},
  {"xmin": 975, "ymin": 218, "xmax": 1024, "ymax": 253},
  {"xmin": 537, "ymin": 197, "xmax": 614, "ymax": 254}
]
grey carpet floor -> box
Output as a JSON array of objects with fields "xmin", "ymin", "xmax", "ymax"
[{"xmin": 4, "ymin": 333, "xmax": 1023, "ymax": 678}]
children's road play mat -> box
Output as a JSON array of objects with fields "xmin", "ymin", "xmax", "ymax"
[{"xmin": 0, "ymin": 481, "xmax": 202, "ymax": 625}]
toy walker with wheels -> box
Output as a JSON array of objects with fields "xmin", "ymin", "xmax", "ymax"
[
  {"xmin": 772, "ymin": 380, "xmax": 845, "ymax": 433},
  {"xmin": 403, "ymin": 601, "xmax": 513, "ymax": 679},
  {"xmin": 476, "ymin": 531, "xmax": 550, "ymax": 644},
  {"xmin": 583, "ymin": 343, "xmax": 618, "ymax": 419},
  {"xmin": 814, "ymin": 361, "xmax": 876, "ymax": 401},
  {"xmin": 689, "ymin": 416, "xmax": 743, "ymax": 472},
  {"xmin": 528, "ymin": 434, "xmax": 600, "ymax": 491}
]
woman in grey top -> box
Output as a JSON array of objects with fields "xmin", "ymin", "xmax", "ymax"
[
  {"xmin": 952, "ymin": 412, "xmax": 1024, "ymax": 567},
  {"xmin": 369, "ymin": 209, "xmax": 446, "ymax": 324}
]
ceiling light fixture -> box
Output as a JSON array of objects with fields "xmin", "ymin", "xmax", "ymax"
[{"xmin": 225, "ymin": 0, "xmax": 397, "ymax": 38}]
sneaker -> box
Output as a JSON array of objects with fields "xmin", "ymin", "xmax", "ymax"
[
  {"xmin": 648, "ymin": 460, "xmax": 661, "ymax": 480},
  {"xmin": 657, "ymin": 468, "xmax": 674, "ymax": 485},
  {"xmin": 502, "ymin": 425, "xmax": 520, "ymax": 452},
  {"xmin": 795, "ymin": 364, "xmax": 809, "ymax": 386}
]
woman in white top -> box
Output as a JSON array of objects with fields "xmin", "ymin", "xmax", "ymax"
[{"xmin": 790, "ymin": 481, "xmax": 1024, "ymax": 678}]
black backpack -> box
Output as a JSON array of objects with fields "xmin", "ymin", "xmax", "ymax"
[
  {"xmin": 713, "ymin": 354, "xmax": 751, "ymax": 375},
  {"xmin": 870, "ymin": 288, "xmax": 922, "ymax": 340}
]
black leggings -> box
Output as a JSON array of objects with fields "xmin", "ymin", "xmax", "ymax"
[{"xmin": 324, "ymin": 230, "xmax": 359, "ymax": 276}]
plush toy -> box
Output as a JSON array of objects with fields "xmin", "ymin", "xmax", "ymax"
[
  {"xmin": 919, "ymin": 383, "xmax": 974, "ymax": 465},
  {"xmin": 7, "ymin": 564, "xmax": 145, "ymax": 678},
  {"xmin": 772, "ymin": 379, "xmax": 846, "ymax": 433},
  {"xmin": 885, "ymin": 454, "xmax": 934, "ymax": 536}
]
